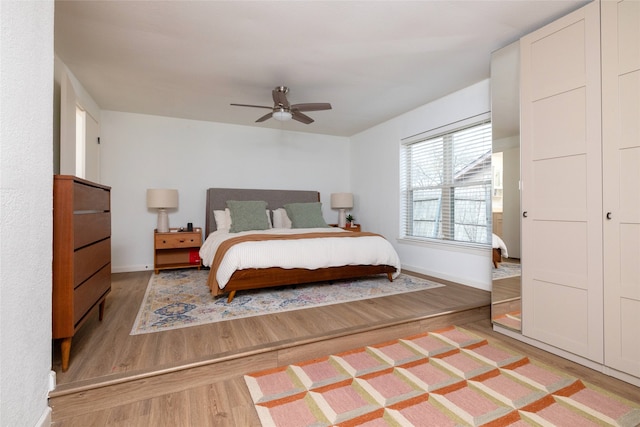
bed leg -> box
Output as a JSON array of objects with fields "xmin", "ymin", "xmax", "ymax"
[
  {"xmin": 226, "ymin": 290, "xmax": 236, "ymax": 303},
  {"xmin": 387, "ymin": 273, "xmax": 393, "ymax": 282}
]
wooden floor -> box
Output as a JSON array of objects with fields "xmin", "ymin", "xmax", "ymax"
[
  {"xmin": 491, "ymin": 257, "xmax": 521, "ymax": 303},
  {"xmin": 51, "ymin": 270, "xmax": 490, "ymax": 387},
  {"xmin": 49, "ymin": 270, "xmax": 640, "ymax": 426},
  {"xmin": 492, "ymin": 257, "xmax": 522, "ymax": 327}
]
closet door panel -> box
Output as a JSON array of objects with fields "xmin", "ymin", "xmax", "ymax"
[
  {"xmin": 603, "ymin": 0, "xmax": 640, "ymax": 377},
  {"xmin": 620, "ymin": 299, "xmax": 640, "ymax": 364},
  {"xmin": 618, "ymin": 0, "xmax": 640, "ymax": 73},
  {"xmin": 620, "ymin": 224, "xmax": 640, "ymax": 299},
  {"xmin": 532, "ymin": 88, "xmax": 587, "ymax": 160},
  {"xmin": 530, "ymin": 20, "xmax": 586, "ymax": 99},
  {"xmin": 533, "ymin": 156, "xmax": 587, "ymax": 221},
  {"xmin": 532, "ymin": 221, "xmax": 587, "ymax": 289},
  {"xmin": 530, "ymin": 280, "xmax": 589, "ymax": 355},
  {"xmin": 521, "ymin": 1, "xmax": 602, "ymax": 362},
  {"xmin": 619, "ymin": 72, "xmax": 639, "ymax": 151},
  {"xmin": 619, "ymin": 146, "xmax": 640, "ymax": 219}
]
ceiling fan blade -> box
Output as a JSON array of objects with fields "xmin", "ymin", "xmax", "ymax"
[
  {"xmin": 255, "ymin": 112, "xmax": 273, "ymax": 122},
  {"xmin": 272, "ymin": 87, "xmax": 290, "ymax": 108},
  {"xmin": 291, "ymin": 103, "xmax": 332, "ymax": 112},
  {"xmin": 292, "ymin": 111, "xmax": 314, "ymax": 124},
  {"xmin": 230, "ymin": 103, "xmax": 273, "ymax": 110}
]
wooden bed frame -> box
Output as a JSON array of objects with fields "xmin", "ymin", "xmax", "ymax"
[
  {"xmin": 493, "ymin": 247, "xmax": 502, "ymax": 268},
  {"xmin": 204, "ymin": 188, "xmax": 397, "ymax": 302}
]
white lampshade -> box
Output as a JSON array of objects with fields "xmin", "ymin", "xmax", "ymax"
[
  {"xmin": 330, "ymin": 193, "xmax": 353, "ymax": 227},
  {"xmin": 147, "ymin": 189, "xmax": 178, "ymax": 208},
  {"xmin": 331, "ymin": 193, "xmax": 353, "ymax": 209},
  {"xmin": 273, "ymin": 109, "xmax": 292, "ymax": 121},
  {"xmin": 147, "ymin": 189, "xmax": 178, "ymax": 232}
]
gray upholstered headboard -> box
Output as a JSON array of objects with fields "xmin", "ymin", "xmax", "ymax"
[{"xmin": 205, "ymin": 188, "xmax": 320, "ymax": 237}]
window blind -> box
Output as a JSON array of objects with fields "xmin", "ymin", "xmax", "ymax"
[{"xmin": 400, "ymin": 117, "xmax": 492, "ymax": 245}]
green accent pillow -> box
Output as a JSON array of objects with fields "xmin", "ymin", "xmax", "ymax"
[
  {"xmin": 227, "ymin": 200, "xmax": 270, "ymax": 233},
  {"xmin": 284, "ymin": 202, "xmax": 329, "ymax": 228}
]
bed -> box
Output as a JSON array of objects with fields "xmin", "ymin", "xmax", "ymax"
[
  {"xmin": 201, "ymin": 188, "xmax": 401, "ymax": 302},
  {"xmin": 492, "ymin": 233, "xmax": 509, "ymax": 268}
]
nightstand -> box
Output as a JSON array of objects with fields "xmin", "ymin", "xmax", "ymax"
[
  {"xmin": 154, "ymin": 228, "xmax": 202, "ymax": 274},
  {"xmin": 329, "ymin": 224, "xmax": 361, "ymax": 232}
]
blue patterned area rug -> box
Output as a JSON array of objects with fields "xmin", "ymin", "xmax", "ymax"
[
  {"xmin": 493, "ymin": 262, "xmax": 521, "ymax": 280},
  {"xmin": 130, "ymin": 270, "xmax": 445, "ymax": 335}
]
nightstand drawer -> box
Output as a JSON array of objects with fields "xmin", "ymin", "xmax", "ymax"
[{"xmin": 155, "ymin": 232, "xmax": 201, "ymax": 249}]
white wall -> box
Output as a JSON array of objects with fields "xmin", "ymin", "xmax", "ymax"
[
  {"xmin": 70, "ymin": 73, "xmax": 493, "ymax": 287},
  {"xmin": 100, "ymin": 112, "xmax": 350, "ymax": 272},
  {"xmin": 351, "ymin": 80, "xmax": 492, "ymax": 290},
  {"xmin": 53, "ymin": 56, "xmax": 102, "ymax": 176},
  {"xmin": 0, "ymin": 1, "xmax": 54, "ymax": 426}
]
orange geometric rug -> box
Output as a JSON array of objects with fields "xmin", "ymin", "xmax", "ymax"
[
  {"xmin": 244, "ymin": 326, "xmax": 640, "ymax": 426},
  {"xmin": 493, "ymin": 311, "xmax": 522, "ymax": 331}
]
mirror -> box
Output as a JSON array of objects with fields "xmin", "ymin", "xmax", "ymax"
[{"xmin": 491, "ymin": 41, "xmax": 522, "ymax": 331}]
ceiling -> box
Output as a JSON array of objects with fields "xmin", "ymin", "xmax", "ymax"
[{"xmin": 54, "ymin": 1, "xmax": 588, "ymax": 137}]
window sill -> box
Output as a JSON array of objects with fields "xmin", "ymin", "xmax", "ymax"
[{"xmin": 397, "ymin": 236, "xmax": 491, "ymax": 256}]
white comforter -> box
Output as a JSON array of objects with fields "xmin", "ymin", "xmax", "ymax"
[
  {"xmin": 199, "ymin": 228, "xmax": 402, "ymax": 289},
  {"xmin": 492, "ymin": 233, "xmax": 509, "ymax": 259}
]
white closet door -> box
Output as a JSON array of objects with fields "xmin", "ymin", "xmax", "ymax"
[
  {"xmin": 520, "ymin": 1, "xmax": 603, "ymax": 362},
  {"xmin": 84, "ymin": 112, "xmax": 101, "ymax": 183},
  {"xmin": 602, "ymin": 0, "xmax": 640, "ymax": 377},
  {"xmin": 59, "ymin": 71, "xmax": 77, "ymax": 176}
]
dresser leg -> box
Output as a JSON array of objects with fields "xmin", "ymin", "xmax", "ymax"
[
  {"xmin": 61, "ymin": 337, "xmax": 72, "ymax": 372},
  {"xmin": 99, "ymin": 299, "xmax": 106, "ymax": 321},
  {"xmin": 387, "ymin": 272, "xmax": 393, "ymax": 282}
]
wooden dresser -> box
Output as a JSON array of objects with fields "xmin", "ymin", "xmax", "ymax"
[{"xmin": 53, "ymin": 175, "xmax": 111, "ymax": 372}]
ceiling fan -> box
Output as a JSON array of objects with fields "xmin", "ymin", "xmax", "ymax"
[{"xmin": 231, "ymin": 86, "xmax": 332, "ymax": 124}]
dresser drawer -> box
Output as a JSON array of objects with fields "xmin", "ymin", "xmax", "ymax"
[
  {"xmin": 155, "ymin": 232, "xmax": 201, "ymax": 249},
  {"xmin": 73, "ymin": 264, "xmax": 111, "ymax": 327},
  {"xmin": 74, "ymin": 238, "xmax": 111, "ymax": 287},
  {"xmin": 73, "ymin": 181, "xmax": 110, "ymax": 211},
  {"xmin": 74, "ymin": 212, "xmax": 111, "ymax": 249}
]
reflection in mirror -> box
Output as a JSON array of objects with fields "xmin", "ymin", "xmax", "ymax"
[{"xmin": 491, "ymin": 41, "xmax": 522, "ymax": 331}]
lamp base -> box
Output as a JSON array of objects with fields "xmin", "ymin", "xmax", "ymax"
[
  {"xmin": 157, "ymin": 209, "xmax": 170, "ymax": 233},
  {"xmin": 338, "ymin": 209, "xmax": 347, "ymax": 228}
]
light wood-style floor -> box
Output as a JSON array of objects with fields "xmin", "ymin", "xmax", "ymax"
[
  {"xmin": 51, "ymin": 270, "xmax": 490, "ymax": 387},
  {"xmin": 492, "ymin": 258, "xmax": 522, "ymax": 327},
  {"xmin": 492, "ymin": 257, "xmax": 521, "ymax": 303},
  {"xmin": 49, "ymin": 270, "xmax": 640, "ymax": 426}
]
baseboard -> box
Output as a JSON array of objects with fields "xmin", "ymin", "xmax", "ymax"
[
  {"xmin": 49, "ymin": 370, "xmax": 56, "ymax": 392},
  {"xmin": 111, "ymin": 264, "xmax": 153, "ymax": 273},
  {"xmin": 493, "ymin": 324, "xmax": 640, "ymax": 388},
  {"xmin": 402, "ymin": 263, "xmax": 490, "ymax": 291},
  {"xmin": 35, "ymin": 407, "xmax": 51, "ymax": 427},
  {"xmin": 603, "ymin": 366, "xmax": 640, "ymax": 388},
  {"xmin": 115, "ymin": 263, "xmax": 490, "ymax": 290}
]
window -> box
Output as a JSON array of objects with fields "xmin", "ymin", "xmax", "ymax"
[{"xmin": 400, "ymin": 116, "xmax": 492, "ymax": 246}]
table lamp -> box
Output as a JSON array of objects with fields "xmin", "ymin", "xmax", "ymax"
[
  {"xmin": 331, "ymin": 193, "xmax": 353, "ymax": 227},
  {"xmin": 147, "ymin": 189, "xmax": 178, "ymax": 232}
]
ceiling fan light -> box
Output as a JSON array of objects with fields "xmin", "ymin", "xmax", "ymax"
[{"xmin": 273, "ymin": 110, "xmax": 292, "ymax": 121}]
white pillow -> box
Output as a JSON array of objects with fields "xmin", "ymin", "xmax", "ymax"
[
  {"xmin": 272, "ymin": 208, "xmax": 292, "ymax": 229},
  {"xmin": 214, "ymin": 208, "xmax": 272, "ymax": 231},
  {"xmin": 213, "ymin": 208, "xmax": 232, "ymax": 231},
  {"xmin": 265, "ymin": 209, "xmax": 273, "ymax": 228}
]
